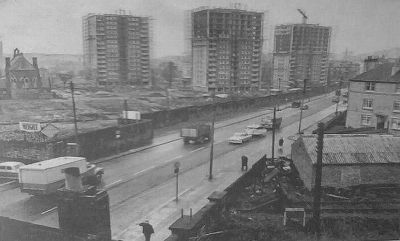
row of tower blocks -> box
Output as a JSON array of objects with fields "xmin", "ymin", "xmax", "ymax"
[{"xmin": 83, "ymin": 8, "xmax": 331, "ymax": 92}]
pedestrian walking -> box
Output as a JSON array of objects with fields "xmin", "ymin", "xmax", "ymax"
[
  {"xmin": 138, "ymin": 220, "xmax": 154, "ymax": 241},
  {"xmin": 278, "ymin": 137, "xmax": 284, "ymax": 157},
  {"xmin": 241, "ymin": 155, "xmax": 248, "ymax": 171}
]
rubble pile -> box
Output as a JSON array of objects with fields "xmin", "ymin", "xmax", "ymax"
[{"xmin": 200, "ymin": 157, "xmax": 400, "ymax": 241}]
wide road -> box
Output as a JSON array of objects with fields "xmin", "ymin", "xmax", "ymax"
[{"xmin": 0, "ymin": 92, "xmax": 344, "ymax": 240}]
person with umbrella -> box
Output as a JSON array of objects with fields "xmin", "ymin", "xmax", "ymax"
[{"xmin": 138, "ymin": 220, "xmax": 154, "ymax": 241}]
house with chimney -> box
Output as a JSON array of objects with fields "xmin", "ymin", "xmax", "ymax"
[
  {"xmin": 4, "ymin": 48, "xmax": 51, "ymax": 99},
  {"xmin": 345, "ymin": 60, "xmax": 400, "ymax": 135}
]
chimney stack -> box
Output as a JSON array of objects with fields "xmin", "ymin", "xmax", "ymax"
[
  {"xmin": 63, "ymin": 167, "xmax": 83, "ymax": 192},
  {"xmin": 32, "ymin": 57, "xmax": 38, "ymax": 69}
]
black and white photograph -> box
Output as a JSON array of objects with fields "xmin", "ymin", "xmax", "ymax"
[{"xmin": 0, "ymin": 0, "xmax": 399, "ymax": 240}]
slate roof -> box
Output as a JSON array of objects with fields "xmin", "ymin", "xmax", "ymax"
[
  {"xmin": 9, "ymin": 54, "xmax": 36, "ymax": 71},
  {"xmin": 300, "ymin": 134, "xmax": 400, "ymax": 165},
  {"xmin": 351, "ymin": 63, "xmax": 400, "ymax": 83}
]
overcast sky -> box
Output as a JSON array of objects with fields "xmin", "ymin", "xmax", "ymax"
[{"xmin": 0, "ymin": 0, "xmax": 399, "ymax": 57}]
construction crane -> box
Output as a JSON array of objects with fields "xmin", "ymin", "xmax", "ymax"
[{"xmin": 297, "ymin": 9, "xmax": 308, "ymax": 24}]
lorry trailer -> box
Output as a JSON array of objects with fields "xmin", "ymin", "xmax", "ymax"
[
  {"xmin": 181, "ymin": 124, "xmax": 211, "ymax": 144},
  {"xmin": 19, "ymin": 156, "xmax": 104, "ymax": 196}
]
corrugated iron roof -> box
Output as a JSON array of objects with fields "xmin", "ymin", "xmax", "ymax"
[{"xmin": 300, "ymin": 134, "xmax": 400, "ymax": 165}]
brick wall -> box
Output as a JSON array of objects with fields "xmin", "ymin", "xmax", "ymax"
[
  {"xmin": 0, "ymin": 141, "xmax": 54, "ymax": 164},
  {"xmin": 322, "ymin": 164, "xmax": 400, "ymax": 188},
  {"xmin": 291, "ymin": 138, "xmax": 314, "ymax": 190},
  {"xmin": 147, "ymin": 84, "xmax": 339, "ymax": 128},
  {"xmin": 291, "ymin": 136, "xmax": 400, "ymax": 189}
]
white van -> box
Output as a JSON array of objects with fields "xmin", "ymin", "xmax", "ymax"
[{"xmin": 0, "ymin": 162, "xmax": 25, "ymax": 179}]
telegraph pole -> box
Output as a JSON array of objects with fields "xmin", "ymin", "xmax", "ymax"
[
  {"xmin": 209, "ymin": 91, "xmax": 216, "ymax": 180},
  {"xmin": 313, "ymin": 122, "xmax": 324, "ymax": 238},
  {"xmin": 70, "ymin": 81, "xmax": 79, "ymax": 155},
  {"xmin": 271, "ymin": 106, "xmax": 276, "ymax": 160}
]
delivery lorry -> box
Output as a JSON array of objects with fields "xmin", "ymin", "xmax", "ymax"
[
  {"xmin": 19, "ymin": 156, "xmax": 104, "ymax": 196},
  {"xmin": 181, "ymin": 124, "xmax": 211, "ymax": 144},
  {"xmin": 261, "ymin": 117, "xmax": 283, "ymax": 130}
]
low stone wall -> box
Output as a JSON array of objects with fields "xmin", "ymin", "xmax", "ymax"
[
  {"xmin": 0, "ymin": 119, "xmax": 153, "ymax": 163},
  {"xmin": 145, "ymin": 84, "xmax": 339, "ymax": 129},
  {"xmin": 165, "ymin": 155, "xmax": 268, "ymax": 241}
]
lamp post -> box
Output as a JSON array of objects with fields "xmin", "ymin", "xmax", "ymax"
[
  {"xmin": 70, "ymin": 81, "xmax": 79, "ymax": 156},
  {"xmin": 209, "ymin": 90, "xmax": 216, "ymax": 180},
  {"xmin": 271, "ymin": 106, "xmax": 277, "ymax": 160}
]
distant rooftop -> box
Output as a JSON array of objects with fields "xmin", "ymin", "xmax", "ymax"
[
  {"xmin": 300, "ymin": 134, "xmax": 400, "ymax": 165},
  {"xmin": 351, "ymin": 62, "xmax": 400, "ymax": 83}
]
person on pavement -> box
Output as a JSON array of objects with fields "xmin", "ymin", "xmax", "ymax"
[
  {"xmin": 241, "ymin": 155, "xmax": 248, "ymax": 171},
  {"xmin": 278, "ymin": 137, "xmax": 284, "ymax": 157},
  {"xmin": 138, "ymin": 220, "xmax": 154, "ymax": 241}
]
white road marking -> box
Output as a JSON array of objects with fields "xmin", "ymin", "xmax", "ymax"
[
  {"xmin": 0, "ymin": 180, "xmax": 16, "ymax": 187},
  {"xmin": 41, "ymin": 206, "xmax": 57, "ymax": 215},
  {"xmin": 162, "ymin": 155, "xmax": 183, "ymax": 164},
  {"xmin": 190, "ymin": 147, "xmax": 205, "ymax": 153},
  {"xmin": 133, "ymin": 165, "xmax": 156, "ymax": 176},
  {"xmin": 105, "ymin": 179, "xmax": 122, "ymax": 189}
]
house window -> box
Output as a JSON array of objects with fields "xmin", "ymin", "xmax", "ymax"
[
  {"xmin": 362, "ymin": 98, "xmax": 373, "ymax": 110},
  {"xmin": 361, "ymin": 114, "xmax": 372, "ymax": 126},
  {"xmin": 394, "ymin": 101, "xmax": 400, "ymax": 112},
  {"xmin": 365, "ymin": 82, "xmax": 375, "ymax": 91},
  {"xmin": 392, "ymin": 118, "xmax": 400, "ymax": 130}
]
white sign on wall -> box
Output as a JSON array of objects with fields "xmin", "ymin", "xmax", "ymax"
[
  {"xmin": 122, "ymin": 111, "xmax": 141, "ymax": 120},
  {"xmin": 19, "ymin": 122, "xmax": 41, "ymax": 132}
]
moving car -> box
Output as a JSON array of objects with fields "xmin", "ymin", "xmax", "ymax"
[
  {"xmin": 245, "ymin": 124, "xmax": 267, "ymax": 137},
  {"xmin": 228, "ymin": 132, "xmax": 252, "ymax": 144},
  {"xmin": 0, "ymin": 162, "xmax": 25, "ymax": 179},
  {"xmin": 300, "ymin": 104, "xmax": 309, "ymax": 110}
]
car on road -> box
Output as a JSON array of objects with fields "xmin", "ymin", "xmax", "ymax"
[
  {"xmin": 228, "ymin": 132, "xmax": 252, "ymax": 144},
  {"xmin": 291, "ymin": 101, "xmax": 301, "ymax": 108},
  {"xmin": 0, "ymin": 162, "xmax": 25, "ymax": 180},
  {"xmin": 332, "ymin": 96, "xmax": 339, "ymax": 103},
  {"xmin": 245, "ymin": 124, "xmax": 267, "ymax": 137},
  {"xmin": 300, "ymin": 104, "xmax": 309, "ymax": 110}
]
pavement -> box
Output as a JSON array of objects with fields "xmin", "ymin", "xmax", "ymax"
[{"xmin": 111, "ymin": 93, "xmax": 342, "ymax": 241}]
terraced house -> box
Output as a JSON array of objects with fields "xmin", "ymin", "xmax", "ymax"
[{"xmin": 346, "ymin": 61, "xmax": 400, "ymax": 134}]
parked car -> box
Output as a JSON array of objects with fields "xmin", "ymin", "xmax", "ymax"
[
  {"xmin": 245, "ymin": 124, "xmax": 267, "ymax": 137},
  {"xmin": 0, "ymin": 162, "xmax": 25, "ymax": 180},
  {"xmin": 300, "ymin": 104, "xmax": 309, "ymax": 110},
  {"xmin": 228, "ymin": 132, "xmax": 252, "ymax": 144},
  {"xmin": 332, "ymin": 96, "xmax": 339, "ymax": 103},
  {"xmin": 291, "ymin": 101, "xmax": 301, "ymax": 108}
]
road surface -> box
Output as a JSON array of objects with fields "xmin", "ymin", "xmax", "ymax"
[{"xmin": 0, "ymin": 92, "xmax": 344, "ymax": 241}]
